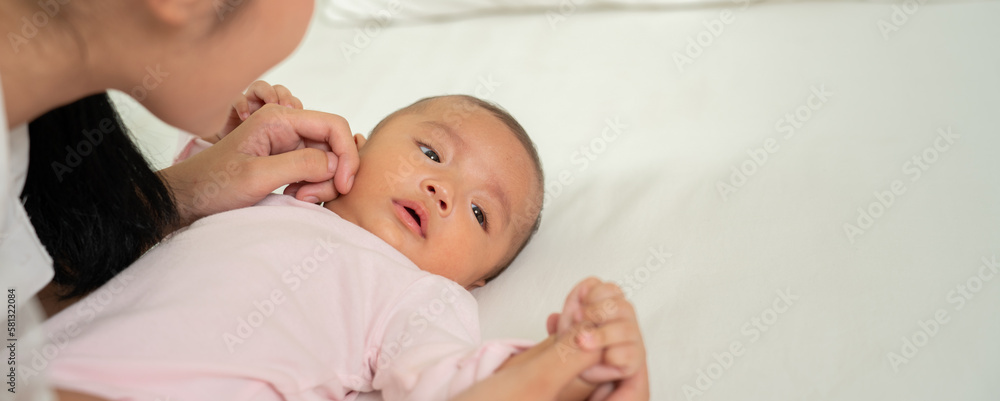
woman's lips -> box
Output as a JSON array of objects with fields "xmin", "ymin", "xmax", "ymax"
[{"xmin": 392, "ymin": 200, "xmax": 428, "ymax": 238}]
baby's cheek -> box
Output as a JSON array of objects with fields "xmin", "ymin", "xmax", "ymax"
[{"xmin": 360, "ymin": 218, "xmax": 408, "ymax": 259}]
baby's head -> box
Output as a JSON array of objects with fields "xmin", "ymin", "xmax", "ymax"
[{"xmin": 324, "ymin": 95, "xmax": 543, "ymax": 290}]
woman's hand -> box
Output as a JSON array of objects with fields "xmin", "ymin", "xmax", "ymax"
[
  {"xmin": 211, "ymin": 80, "xmax": 305, "ymax": 143},
  {"xmin": 550, "ymin": 278, "xmax": 650, "ymax": 401},
  {"xmin": 159, "ymin": 103, "xmax": 359, "ymax": 228},
  {"xmin": 480, "ymin": 278, "xmax": 649, "ymax": 401}
]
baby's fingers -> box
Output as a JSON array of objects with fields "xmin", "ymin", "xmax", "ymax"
[
  {"xmin": 230, "ymin": 95, "xmax": 253, "ymax": 120},
  {"xmin": 293, "ymin": 180, "xmax": 339, "ymax": 204},
  {"xmin": 583, "ymin": 296, "xmax": 636, "ymax": 329},
  {"xmin": 557, "ymin": 277, "xmax": 602, "ymax": 333},
  {"xmin": 605, "ymin": 362, "xmax": 650, "ymax": 401},
  {"xmin": 273, "ymin": 84, "xmax": 304, "ymax": 109},
  {"xmin": 583, "ymin": 282, "xmax": 625, "ymax": 307},
  {"xmin": 245, "ymin": 80, "xmax": 280, "ymax": 114},
  {"xmin": 546, "ymin": 313, "xmax": 560, "ymax": 336}
]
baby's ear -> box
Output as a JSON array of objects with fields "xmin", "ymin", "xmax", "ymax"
[{"xmin": 353, "ymin": 134, "xmax": 367, "ymax": 150}]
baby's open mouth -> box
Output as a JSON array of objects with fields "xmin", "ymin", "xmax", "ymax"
[
  {"xmin": 404, "ymin": 207, "xmax": 421, "ymax": 227},
  {"xmin": 393, "ymin": 199, "xmax": 428, "ymax": 238}
]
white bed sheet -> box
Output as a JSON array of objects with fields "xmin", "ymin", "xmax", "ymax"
[{"xmin": 120, "ymin": 1, "xmax": 1000, "ymax": 399}]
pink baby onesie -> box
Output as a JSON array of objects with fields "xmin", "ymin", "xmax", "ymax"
[{"xmin": 34, "ymin": 194, "xmax": 530, "ymax": 400}]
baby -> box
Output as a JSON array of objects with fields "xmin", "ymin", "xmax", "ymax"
[{"xmin": 33, "ymin": 84, "xmax": 647, "ymax": 400}]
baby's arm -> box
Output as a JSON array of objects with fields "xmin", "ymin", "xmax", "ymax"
[
  {"xmin": 452, "ymin": 278, "xmax": 649, "ymax": 401},
  {"xmin": 373, "ymin": 277, "xmax": 647, "ymax": 401},
  {"xmin": 214, "ymin": 80, "xmax": 304, "ymax": 143},
  {"xmin": 451, "ymin": 323, "xmax": 602, "ymax": 401}
]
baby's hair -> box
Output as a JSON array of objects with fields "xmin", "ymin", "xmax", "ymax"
[{"xmin": 370, "ymin": 95, "xmax": 544, "ymax": 283}]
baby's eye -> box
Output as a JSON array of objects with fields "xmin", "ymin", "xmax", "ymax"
[
  {"xmin": 419, "ymin": 144, "xmax": 440, "ymax": 163},
  {"xmin": 472, "ymin": 204, "xmax": 487, "ymax": 228}
]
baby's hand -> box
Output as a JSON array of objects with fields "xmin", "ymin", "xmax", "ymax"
[
  {"xmin": 549, "ymin": 278, "xmax": 649, "ymax": 401},
  {"xmin": 212, "ymin": 80, "xmax": 305, "ymax": 143}
]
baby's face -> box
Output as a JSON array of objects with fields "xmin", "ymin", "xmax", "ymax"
[{"xmin": 324, "ymin": 97, "xmax": 539, "ymax": 289}]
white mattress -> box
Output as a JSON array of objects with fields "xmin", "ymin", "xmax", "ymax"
[{"xmin": 120, "ymin": 1, "xmax": 1000, "ymax": 399}]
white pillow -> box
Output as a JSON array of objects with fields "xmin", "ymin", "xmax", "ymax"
[
  {"xmin": 315, "ymin": 0, "xmax": 936, "ymax": 26},
  {"xmin": 317, "ymin": 0, "xmax": 753, "ymax": 25}
]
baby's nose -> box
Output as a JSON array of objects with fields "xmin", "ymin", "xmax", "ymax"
[{"xmin": 425, "ymin": 183, "xmax": 450, "ymax": 214}]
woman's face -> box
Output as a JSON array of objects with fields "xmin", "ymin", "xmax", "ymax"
[{"xmin": 137, "ymin": 0, "xmax": 314, "ymax": 136}]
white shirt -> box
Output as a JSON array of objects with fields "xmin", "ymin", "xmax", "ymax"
[{"xmin": 1, "ymin": 72, "xmax": 56, "ymax": 401}]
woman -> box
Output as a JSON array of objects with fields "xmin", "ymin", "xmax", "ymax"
[
  {"xmin": 0, "ymin": 0, "xmax": 646, "ymax": 399},
  {"xmin": 2, "ymin": 0, "xmax": 355, "ymax": 299}
]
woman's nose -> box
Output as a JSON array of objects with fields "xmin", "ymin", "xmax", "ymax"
[{"xmin": 423, "ymin": 181, "xmax": 452, "ymax": 216}]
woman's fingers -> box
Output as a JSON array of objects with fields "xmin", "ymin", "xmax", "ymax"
[
  {"xmin": 589, "ymin": 383, "xmax": 616, "ymax": 401},
  {"xmin": 605, "ymin": 362, "xmax": 650, "ymax": 401},
  {"xmin": 580, "ymin": 364, "xmax": 626, "ymax": 384},
  {"xmin": 166, "ymin": 105, "xmax": 357, "ymax": 224},
  {"xmin": 276, "ymin": 108, "xmax": 357, "ymax": 194},
  {"xmin": 237, "ymin": 105, "xmax": 359, "ymax": 195},
  {"xmin": 246, "ymin": 148, "xmax": 335, "ymax": 196},
  {"xmin": 604, "ymin": 344, "xmax": 643, "ymax": 376}
]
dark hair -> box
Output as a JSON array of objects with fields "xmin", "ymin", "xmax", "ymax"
[
  {"xmin": 370, "ymin": 95, "xmax": 544, "ymax": 283},
  {"xmin": 20, "ymin": 93, "xmax": 178, "ymax": 299}
]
